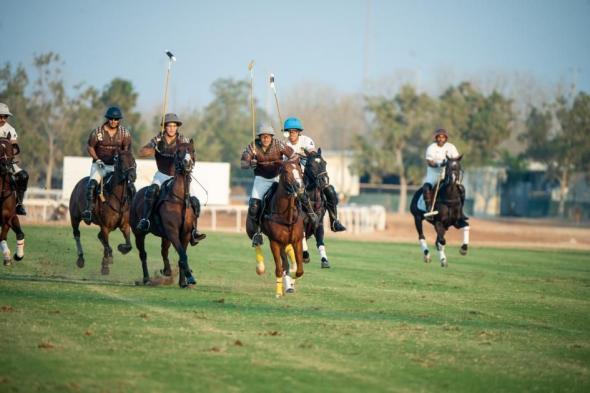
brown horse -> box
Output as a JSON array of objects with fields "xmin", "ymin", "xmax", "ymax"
[
  {"xmin": 257, "ymin": 158, "xmax": 306, "ymax": 297},
  {"xmin": 130, "ymin": 140, "xmax": 198, "ymax": 288},
  {"xmin": 69, "ymin": 150, "xmax": 136, "ymax": 274},
  {"xmin": 0, "ymin": 136, "xmax": 25, "ymax": 265}
]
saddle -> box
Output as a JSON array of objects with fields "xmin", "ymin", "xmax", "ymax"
[{"xmin": 94, "ymin": 173, "xmax": 134, "ymax": 203}]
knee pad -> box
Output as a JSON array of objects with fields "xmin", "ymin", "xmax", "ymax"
[
  {"xmin": 15, "ymin": 170, "xmax": 29, "ymax": 186},
  {"xmin": 323, "ymin": 185, "xmax": 339, "ymax": 206},
  {"xmin": 248, "ymin": 198, "xmax": 261, "ymax": 218},
  {"xmin": 190, "ymin": 196, "xmax": 201, "ymax": 215}
]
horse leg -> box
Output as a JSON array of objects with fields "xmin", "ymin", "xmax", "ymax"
[
  {"xmin": 170, "ymin": 237, "xmax": 195, "ymax": 288},
  {"xmin": 284, "ymin": 244, "xmax": 296, "ymax": 274},
  {"xmin": 434, "ymin": 222, "xmax": 448, "ymax": 268},
  {"xmin": 71, "ymin": 217, "xmax": 85, "ymax": 268},
  {"xmin": 414, "ymin": 213, "xmax": 430, "ymax": 263},
  {"xmin": 134, "ymin": 232, "xmax": 150, "ymax": 284},
  {"xmin": 255, "ymin": 245, "xmax": 265, "ymax": 275},
  {"xmin": 270, "ymin": 240, "xmax": 285, "ymax": 298},
  {"xmin": 1, "ymin": 224, "xmax": 12, "ymax": 266},
  {"xmin": 97, "ymin": 227, "xmax": 113, "ymax": 275},
  {"xmin": 460, "ymin": 224, "xmax": 470, "ymax": 256},
  {"xmin": 117, "ymin": 223, "xmax": 132, "ymax": 255},
  {"xmin": 292, "ymin": 239, "xmax": 304, "ymax": 279},
  {"xmin": 315, "ymin": 223, "xmax": 330, "ymax": 269},
  {"xmin": 302, "ymin": 234, "xmax": 310, "ymax": 263},
  {"xmin": 11, "ymin": 216, "xmax": 25, "ymax": 262},
  {"xmin": 160, "ymin": 238, "xmax": 172, "ymax": 277}
]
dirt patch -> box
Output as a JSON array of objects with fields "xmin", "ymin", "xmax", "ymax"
[{"xmin": 331, "ymin": 213, "xmax": 590, "ymax": 251}]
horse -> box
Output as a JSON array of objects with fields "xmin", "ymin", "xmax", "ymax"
[
  {"xmin": 69, "ymin": 149, "xmax": 136, "ymax": 274},
  {"xmin": 0, "ymin": 136, "xmax": 25, "ymax": 265},
  {"xmin": 409, "ymin": 155, "xmax": 469, "ymax": 267},
  {"xmin": 301, "ymin": 149, "xmax": 331, "ymax": 268},
  {"xmin": 256, "ymin": 158, "xmax": 306, "ymax": 297},
  {"xmin": 130, "ymin": 140, "xmax": 199, "ymax": 288}
]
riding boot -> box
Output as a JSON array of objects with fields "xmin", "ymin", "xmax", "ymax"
[
  {"xmin": 323, "ymin": 185, "xmax": 346, "ymax": 232},
  {"xmin": 82, "ymin": 179, "xmax": 98, "ymax": 225},
  {"xmin": 248, "ymin": 198, "xmax": 263, "ymax": 247},
  {"xmin": 136, "ymin": 184, "xmax": 159, "ymax": 232},
  {"xmin": 423, "ymin": 183, "xmax": 434, "ymax": 221},
  {"xmin": 14, "ymin": 170, "xmax": 29, "ymax": 216},
  {"xmin": 457, "ymin": 184, "xmax": 469, "ymax": 222},
  {"xmin": 189, "ymin": 196, "xmax": 206, "ymax": 246},
  {"xmin": 297, "ymin": 189, "xmax": 319, "ymax": 231}
]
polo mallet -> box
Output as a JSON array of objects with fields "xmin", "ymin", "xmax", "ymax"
[
  {"xmin": 160, "ymin": 50, "xmax": 176, "ymax": 136},
  {"xmin": 248, "ymin": 61, "xmax": 256, "ymax": 153},
  {"xmin": 424, "ymin": 167, "xmax": 444, "ymax": 218},
  {"xmin": 269, "ymin": 74, "xmax": 284, "ymax": 135}
]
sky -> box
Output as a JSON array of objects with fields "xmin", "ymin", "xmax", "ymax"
[{"xmin": 2, "ymin": 0, "xmax": 589, "ymax": 113}]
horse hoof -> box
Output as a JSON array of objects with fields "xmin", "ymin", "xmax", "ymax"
[
  {"xmin": 117, "ymin": 244, "xmax": 132, "ymax": 255},
  {"xmin": 320, "ymin": 258, "xmax": 330, "ymax": 269},
  {"xmin": 3, "ymin": 259, "xmax": 12, "ymax": 267},
  {"xmin": 76, "ymin": 256, "xmax": 85, "ymax": 268},
  {"xmin": 256, "ymin": 262, "xmax": 265, "ymax": 275},
  {"xmin": 459, "ymin": 244, "xmax": 468, "ymax": 256},
  {"xmin": 424, "ymin": 253, "xmax": 431, "ymax": 263},
  {"xmin": 440, "ymin": 258, "xmax": 448, "ymax": 268},
  {"xmin": 303, "ymin": 251, "xmax": 310, "ymax": 263},
  {"xmin": 14, "ymin": 253, "xmax": 24, "ymax": 262},
  {"xmin": 186, "ymin": 276, "xmax": 197, "ymax": 286},
  {"xmin": 160, "ymin": 268, "xmax": 172, "ymax": 277}
]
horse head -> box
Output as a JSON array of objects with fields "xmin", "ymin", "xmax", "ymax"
[
  {"xmin": 174, "ymin": 139, "xmax": 195, "ymax": 175},
  {"xmin": 113, "ymin": 149, "xmax": 137, "ymax": 183},
  {"xmin": 443, "ymin": 154, "xmax": 463, "ymax": 188},
  {"xmin": 0, "ymin": 137, "xmax": 14, "ymax": 175},
  {"xmin": 280, "ymin": 157, "xmax": 304, "ymax": 195},
  {"xmin": 304, "ymin": 148, "xmax": 328, "ymax": 189}
]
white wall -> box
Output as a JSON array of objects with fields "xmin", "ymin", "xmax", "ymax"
[{"xmin": 62, "ymin": 156, "xmax": 230, "ymax": 205}]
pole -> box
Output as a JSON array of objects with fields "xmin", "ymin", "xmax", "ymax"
[
  {"xmin": 161, "ymin": 50, "xmax": 176, "ymax": 136},
  {"xmin": 269, "ymin": 73, "xmax": 283, "ymax": 133},
  {"xmin": 248, "ymin": 60, "xmax": 256, "ymax": 152}
]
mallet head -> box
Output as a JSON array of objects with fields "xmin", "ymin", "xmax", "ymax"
[{"xmin": 165, "ymin": 50, "xmax": 176, "ymax": 62}]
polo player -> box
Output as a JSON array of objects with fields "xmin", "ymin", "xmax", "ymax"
[
  {"xmin": 82, "ymin": 106, "xmax": 133, "ymax": 224},
  {"xmin": 136, "ymin": 113, "xmax": 205, "ymax": 246},
  {"xmin": 423, "ymin": 128, "xmax": 467, "ymax": 220},
  {"xmin": 284, "ymin": 117, "xmax": 346, "ymax": 232},
  {"xmin": 241, "ymin": 125, "xmax": 319, "ymax": 247},
  {"xmin": 0, "ymin": 103, "xmax": 29, "ymax": 216}
]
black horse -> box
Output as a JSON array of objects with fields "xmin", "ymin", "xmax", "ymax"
[
  {"xmin": 301, "ymin": 149, "xmax": 331, "ymax": 268},
  {"xmin": 410, "ymin": 155, "xmax": 469, "ymax": 267}
]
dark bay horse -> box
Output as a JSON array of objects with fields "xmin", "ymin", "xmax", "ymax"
[
  {"xmin": 258, "ymin": 158, "xmax": 306, "ymax": 297},
  {"xmin": 0, "ymin": 136, "xmax": 25, "ymax": 265},
  {"xmin": 410, "ymin": 155, "xmax": 469, "ymax": 267},
  {"xmin": 130, "ymin": 140, "xmax": 198, "ymax": 288},
  {"xmin": 302, "ymin": 149, "xmax": 331, "ymax": 268},
  {"xmin": 69, "ymin": 150, "xmax": 136, "ymax": 274}
]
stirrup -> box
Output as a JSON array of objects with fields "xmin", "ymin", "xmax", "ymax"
[
  {"xmin": 190, "ymin": 229, "xmax": 206, "ymax": 246},
  {"xmin": 251, "ymin": 232, "xmax": 263, "ymax": 247},
  {"xmin": 16, "ymin": 204, "xmax": 27, "ymax": 216},
  {"xmin": 331, "ymin": 220, "xmax": 346, "ymax": 232},
  {"xmin": 136, "ymin": 218, "xmax": 151, "ymax": 232}
]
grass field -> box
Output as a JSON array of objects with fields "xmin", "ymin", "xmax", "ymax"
[{"xmin": 0, "ymin": 225, "xmax": 589, "ymax": 392}]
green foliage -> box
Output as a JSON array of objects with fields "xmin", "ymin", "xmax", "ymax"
[{"xmin": 0, "ymin": 227, "xmax": 588, "ymax": 392}]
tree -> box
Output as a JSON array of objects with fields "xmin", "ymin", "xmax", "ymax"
[
  {"xmin": 524, "ymin": 92, "xmax": 590, "ymax": 216},
  {"xmin": 354, "ymin": 85, "xmax": 437, "ymax": 212}
]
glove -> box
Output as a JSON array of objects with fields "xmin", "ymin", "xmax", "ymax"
[
  {"xmin": 95, "ymin": 159, "xmax": 105, "ymax": 169},
  {"xmin": 250, "ymin": 159, "xmax": 258, "ymax": 169}
]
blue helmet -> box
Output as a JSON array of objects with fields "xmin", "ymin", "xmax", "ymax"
[
  {"xmin": 284, "ymin": 117, "xmax": 303, "ymax": 131},
  {"xmin": 104, "ymin": 106, "xmax": 123, "ymax": 120}
]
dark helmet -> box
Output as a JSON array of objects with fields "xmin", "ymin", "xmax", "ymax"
[
  {"xmin": 433, "ymin": 128, "xmax": 448, "ymax": 140},
  {"xmin": 163, "ymin": 113, "xmax": 182, "ymax": 126},
  {"xmin": 104, "ymin": 106, "xmax": 123, "ymax": 120}
]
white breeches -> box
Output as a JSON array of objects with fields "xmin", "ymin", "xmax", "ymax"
[
  {"xmin": 12, "ymin": 163, "xmax": 23, "ymax": 173},
  {"xmin": 151, "ymin": 171, "xmax": 198, "ymax": 198},
  {"xmin": 251, "ymin": 176, "xmax": 278, "ymax": 200},
  {"xmin": 89, "ymin": 162, "xmax": 115, "ymax": 182}
]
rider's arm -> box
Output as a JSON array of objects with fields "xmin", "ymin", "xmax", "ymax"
[
  {"xmin": 240, "ymin": 144, "xmax": 254, "ymax": 169},
  {"xmin": 139, "ymin": 136, "xmax": 157, "ymax": 158},
  {"xmin": 87, "ymin": 131, "xmax": 99, "ymax": 161},
  {"xmin": 280, "ymin": 143, "xmax": 296, "ymax": 160},
  {"xmin": 121, "ymin": 129, "xmax": 132, "ymax": 151}
]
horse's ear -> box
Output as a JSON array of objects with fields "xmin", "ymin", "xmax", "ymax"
[
  {"xmin": 457, "ymin": 154, "xmax": 463, "ymax": 161},
  {"xmin": 6, "ymin": 132, "xmax": 11, "ymax": 140},
  {"xmin": 318, "ymin": 147, "xmax": 322, "ymax": 155},
  {"xmin": 189, "ymin": 138, "xmax": 194, "ymax": 145}
]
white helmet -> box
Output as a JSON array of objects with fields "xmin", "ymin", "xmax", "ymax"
[
  {"xmin": 0, "ymin": 103, "xmax": 12, "ymax": 117},
  {"xmin": 256, "ymin": 125, "xmax": 275, "ymax": 137}
]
